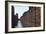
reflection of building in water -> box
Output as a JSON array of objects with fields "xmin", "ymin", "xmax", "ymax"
[
  {"xmin": 12, "ymin": 6, "xmax": 18, "ymax": 28},
  {"xmin": 20, "ymin": 7, "xmax": 41, "ymax": 27}
]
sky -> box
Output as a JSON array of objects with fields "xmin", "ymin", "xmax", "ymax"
[{"xmin": 14, "ymin": 6, "xmax": 29, "ymax": 19}]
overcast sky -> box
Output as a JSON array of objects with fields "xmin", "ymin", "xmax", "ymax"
[{"xmin": 14, "ymin": 6, "xmax": 29, "ymax": 19}]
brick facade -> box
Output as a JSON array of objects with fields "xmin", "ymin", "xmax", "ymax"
[{"xmin": 20, "ymin": 7, "xmax": 41, "ymax": 27}]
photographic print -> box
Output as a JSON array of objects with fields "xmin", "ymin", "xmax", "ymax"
[
  {"xmin": 12, "ymin": 6, "xmax": 41, "ymax": 28},
  {"xmin": 5, "ymin": 1, "xmax": 45, "ymax": 33}
]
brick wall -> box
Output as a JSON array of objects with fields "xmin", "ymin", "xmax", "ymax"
[{"xmin": 20, "ymin": 7, "xmax": 41, "ymax": 27}]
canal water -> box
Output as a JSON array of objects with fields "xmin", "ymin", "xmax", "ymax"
[{"xmin": 15, "ymin": 20, "xmax": 23, "ymax": 28}]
